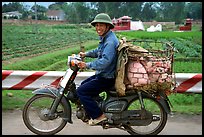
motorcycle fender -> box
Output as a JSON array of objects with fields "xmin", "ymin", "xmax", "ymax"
[
  {"xmin": 32, "ymin": 87, "xmax": 59, "ymax": 97},
  {"xmin": 140, "ymin": 92, "xmax": 171, "ymax": 114},
  {"xmin": 157, "ymin": 98, "xmax": 171, "ymax": 114},
  {"xmin": 32, "ymin": 88, "xmax": 73, "ymax": 123}
]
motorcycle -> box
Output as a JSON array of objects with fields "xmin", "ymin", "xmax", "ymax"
[{"xmin": 22, "ymin": 54, "xmax": 173, "ymax": 135}]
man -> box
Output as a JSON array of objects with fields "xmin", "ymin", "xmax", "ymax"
[{"xmin": 77, "ymin": 13, "xmax": 119, "ymax": 125}]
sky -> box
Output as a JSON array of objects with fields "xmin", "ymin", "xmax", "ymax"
[
  {"xmin": 2, "ymin": 2, "xmax": 56, "ymax": 9},
  {"xmin": 23, "ymin": 2, "xmax": 55, "ymax": 8}
]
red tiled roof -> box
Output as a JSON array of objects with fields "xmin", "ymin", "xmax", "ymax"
[{"xmin": 46, "ymin": 10, "xmax": 63, "ymax": 16}]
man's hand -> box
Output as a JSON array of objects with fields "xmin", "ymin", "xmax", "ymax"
[
  {"xmin": 79, "ymin": 52, "xmax": 86, "ymax": 58},
  {"xmin": 78, "ymin": 61, "xmax": 86, "ymax": 69}
]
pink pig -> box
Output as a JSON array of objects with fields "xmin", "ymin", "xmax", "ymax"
[
  {"xmin": 149, "ymin": 73, "xmax": 160, "ymax": 82},
  {"xmin": 127, "ymin": 61, "xmax": 149, "ymax": 86}
]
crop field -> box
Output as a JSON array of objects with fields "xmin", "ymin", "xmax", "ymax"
[
  {"xmin": 2, "ymin": 21, "xmax": 202, "ymax": 113},
  {"xmin": 116, "ymin": 31, "xmax": 202, "ymax": 58},
  {"xmin": 2, "ymin": 23, "xmax": 98, "ymax": 61},
  {"xmin": 2, "ymin": 21, "xmax": 202, "ymax": 73}
]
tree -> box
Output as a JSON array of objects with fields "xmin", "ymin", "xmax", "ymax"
[
  {"xmin": 156, "ymin": 2, "xmax": 185, "ymax": 24},
  {"xmin": 31, "ymin": 4, "xmax": 47, "ymax": 13},
  {"xmin": 73, "ymin": 2, "xmax": 90, "ymax": 23},
  {"xmin": 30, "ymin": 4, "xmax": 48, "ymax": 20},
  {"xmin": 185, "ymin": 2, "xmax": 202, "ymax": 20},
  {"xmin": 119, "ymin": 2, "xmax": 144, "ymax": 20},
  {"xmin": 62, "ymin": 2, "xmax": 93, "ymax": 23},
  {"xmin": 141, "ymin": 2, "xmax": 157, "ymax": 21},
  {"xmin": 48, "ymin": 2, "xmax": 63, "ymax": 10},
  {"xmin": 2, "ymin": 2, "xmax": 202, "ymax": 23},
  {"xmin": 2, "ymin": 2, "xmax": 24, "ymax": 13},
  {"xmin": 2, "ymin": 2, "xmax": 31, "ymax": 19},
  {"xmin": 103, "ymin": 2, "xmax": 122, "ymax": 18}
]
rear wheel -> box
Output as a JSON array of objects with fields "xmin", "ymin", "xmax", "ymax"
[
  {"xmin": 22, "ymin": 94, "xmax": 68, "ymax": 135},
  {"xmin": 123, "ymin": 96, "xmax": 168, "ymax": 135}
]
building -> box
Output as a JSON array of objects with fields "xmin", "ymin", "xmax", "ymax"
[
  {"xmin": 2, "ymin": 11, "xmax": 22, "ymax": 19},
  {"xmin": 112, "ymin": 16, "xmax": 145, "ymax": 31},
  {"xmin": 112, "ymin": 16, "xmax": 131, "ymax": 31},
  {"xmin": 46, "ymin": 10, "xmax": 65, "ymax": 21},
  {"xmin": 179, "ymin": 18, "xmax": 193, "ymax": 31}
]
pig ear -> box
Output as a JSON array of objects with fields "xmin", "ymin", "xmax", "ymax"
[
  {"xmin": 119, "ymin": 40, "xmax": 124, "ymax": 44},
  {"xmin": 121, "ymin": 37, "xmax": 127, "ymax": 43}
]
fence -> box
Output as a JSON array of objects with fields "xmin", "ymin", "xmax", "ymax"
[{"xmin": 2, "ymin": 70, "xmax": 202, "ymax": 93}]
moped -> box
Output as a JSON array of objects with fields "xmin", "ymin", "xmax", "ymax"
[{"xmin": 22, "ymin": 54, "xmax": 173, "ymax": 135}]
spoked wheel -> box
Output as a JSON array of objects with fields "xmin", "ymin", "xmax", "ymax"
[
  {"xmin": 22, "ymin": 94, "xmax": 68, "ymax": 135},
  {"xmin": 123, "ymin": 96, "xmax": 168, "ymax": 135}
]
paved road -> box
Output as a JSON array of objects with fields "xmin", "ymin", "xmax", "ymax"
[{"xmin": 2, "ymin": 109, "xmax": 202, "ymax": 135}]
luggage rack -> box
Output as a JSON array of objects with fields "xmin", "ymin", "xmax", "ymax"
[{"xmin": 124, "ymin": 39, "xmax": 176, "ymax": 95}]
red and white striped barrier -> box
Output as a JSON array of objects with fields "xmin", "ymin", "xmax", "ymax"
[
  {"xmin": 2, "ymin": 70, "xmax": 95, "ymax": 90},
  {"xmin": 2, "ymin": 70, "xmax": 202, "ymax": 93},
  {"xmin": 174, "ymin": 73, "xmax": 202, "ymax": 93}
]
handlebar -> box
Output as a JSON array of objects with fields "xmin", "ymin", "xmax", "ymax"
[{"xmin": 67, "ymin": 54, "xmax": 82, "ymax": 68}]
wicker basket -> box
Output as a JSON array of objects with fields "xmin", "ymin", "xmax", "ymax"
[{"xmin": 124, "ymin": 39, "xmax": 176, "ymax": 95}]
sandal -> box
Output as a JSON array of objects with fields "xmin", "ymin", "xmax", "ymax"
[{"xmin": 88, "ymin": 117, "xmax": 107, "ymax": 126}]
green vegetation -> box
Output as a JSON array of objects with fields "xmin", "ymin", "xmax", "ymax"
[
  {"xmin": 168, "ymin": 93, "xmax": 202, "ymax": 114},
  {"xmin": 174, "ymin": 61, "xmax": 202, "ymax": 73},
  {"xmin": 2, "ymin": 90, "xmax": 33, "ymax": 110},
  {"xmin": 2, "ymin": 24, "xmax": 98, "ymax": 61},
  {"xmin": 116, "ymin": 31, "xmax": 202, "ymax": 58},
  {"xmin": 116, "ymin": 31, "xmax": 202, "ymax": 41},
  {"xmin": 2, "ymin": 40, "xmax": 98, "ymax": 71},
  {"xmin": 2, "ymin": 90, "xmax": 202, "ymax": 115},
  {"xmin": 2, "ymin": 23, "xmax": 202, "ymax": 114},
  {"xmin": 2, "ymin": 2, "xmax": 202, "ymax": 24}
]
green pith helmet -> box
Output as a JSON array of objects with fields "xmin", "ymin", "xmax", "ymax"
[{"xmin": 91, "ymin": 13, "xmax": 114, "ymax": 29}]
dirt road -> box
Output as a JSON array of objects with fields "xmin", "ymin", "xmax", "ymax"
[{"xmin": 2, "ymin": 109, "xmax": 202, "ymax": 135}]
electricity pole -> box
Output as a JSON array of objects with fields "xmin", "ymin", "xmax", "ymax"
[{"xmin": 34, "ymin": 2, "xmax": 38, "ymax": 34}]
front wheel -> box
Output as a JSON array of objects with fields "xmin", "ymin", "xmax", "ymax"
[
  {"xmin": 123, "ymin": 96, "xmax": 168, "ymax": 135},
  {"xmin": 22, "ymin": 94, "xmax": 69, "ymax": 135}
]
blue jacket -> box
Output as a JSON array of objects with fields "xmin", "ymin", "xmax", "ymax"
[{"xmin": 85, "ymin": 30, "xmax": 119, "ymax": 79}]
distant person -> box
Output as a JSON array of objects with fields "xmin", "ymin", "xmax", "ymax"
[{"xmin": 77, "ymin": 13, "xmax": 119, "ymax": 125}]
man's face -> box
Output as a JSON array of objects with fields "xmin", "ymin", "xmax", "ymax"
[{"xmin": 95, "ymin": 23, "xmax": 110, "ymax": 36}]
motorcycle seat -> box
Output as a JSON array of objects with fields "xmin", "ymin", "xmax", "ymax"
[{"xmin": 105, "ymin": 86, "xmax": 118, "ymax": 97}]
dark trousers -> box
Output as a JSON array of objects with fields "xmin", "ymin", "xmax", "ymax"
[{"xmin": 76, "ymin": 74, "xmax": 115, "ymax": 119}]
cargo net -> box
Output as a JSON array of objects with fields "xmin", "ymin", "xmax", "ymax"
[{"xmin": 124, "ymin": 39, "xmax": 176, "ymax": 95}]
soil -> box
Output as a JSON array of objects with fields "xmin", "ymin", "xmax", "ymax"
[{"xmin": 2, "ymin": 109, "xmax": 202, "ymax": 135}]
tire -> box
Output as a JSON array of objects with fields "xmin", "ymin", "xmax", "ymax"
[
  {"xmin": 123, "ymin": 96, "xmax": 168, "ymax": 135},
  {"xmin": 22, "ymin": 94, "xmax": 69, "ymax": 135}
]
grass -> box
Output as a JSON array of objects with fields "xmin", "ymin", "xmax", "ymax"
[
  {"xmin": 2, "ymin": 43, "xmax": 202, "ymax": 114},
  {"xmin": 2, "ymin": 23, "xmax": 98, "ymax": 61},
  {"xmin": 2, "ymin": 90, "xmax": 202, "ymax": 115},
  {"xmin": 2, "ymin": 40, "xmax": 98, "ymax": 71},
  {"xmin": 116, "ymin": 31, "xmax": 202, "ymax": 42},
  {"xmin": 174, "ymin": 61, "xmax": 202, "ymax": 73},
  {"xmin": 2, "ymin": 24, "xmax": 202, "ymax": 114},
  {"xmin": 2, "ymin": 90, "xmax": 33, "ymax": 110},
  {"xmin": 168, "ymin": 93, "xmax": 202, "ymax": 115}
]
